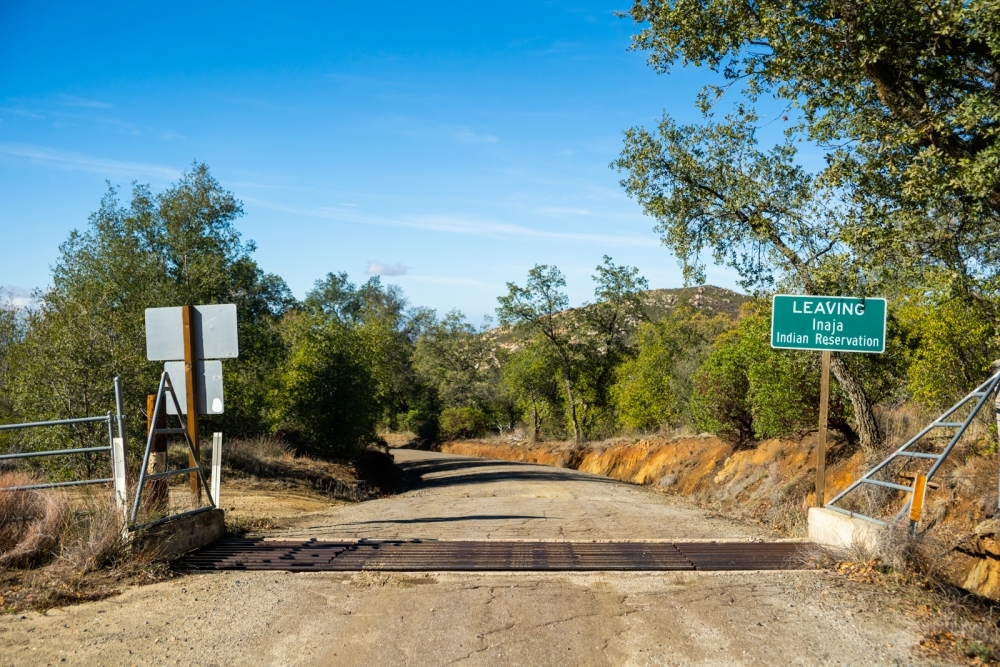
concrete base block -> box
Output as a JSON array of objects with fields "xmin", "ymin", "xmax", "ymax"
[
  {"xmin": 808, "ymin": 507, "xmax": 883, "ymax": 552},
  {"xmin": 137, "ymin": 508, "xmax": 225, "ymax": 560}
]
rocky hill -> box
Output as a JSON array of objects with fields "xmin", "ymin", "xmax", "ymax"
[{"xmin": 641, "ymin": 285, "xmax": 748, "ymax": 321}]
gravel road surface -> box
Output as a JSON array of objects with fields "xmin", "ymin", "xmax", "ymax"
[{"xmin": 0, "ymin": 449, "xmax": 938, "ymax": 666}]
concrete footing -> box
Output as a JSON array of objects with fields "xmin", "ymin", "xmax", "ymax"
[
  {"xmin": 137, "ymin": 508, "xmax": 225, "ymax": 560},
  {"xmin": 808, "ymin": 507, "xmax": 883, "ymax": 552}
]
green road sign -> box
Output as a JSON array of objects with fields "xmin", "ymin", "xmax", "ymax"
[{"xmin": 771, "ymin": 295, "xmax": 886, "ymax": 353}]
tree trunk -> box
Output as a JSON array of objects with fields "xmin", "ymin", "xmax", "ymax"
[
  {"xmin": 762, "ymin": 230, "xmax": 884, "ymax": 458},
  {"xmin": 564, "ymin": 378, "xmax": 582, "ymax": 443},
  {"xmin": 530, "ymin": 399, "xmax": 539, "ymax": 443},
  {"xmin": 829, "ymin": 354, "xmax": 882, "ymax": 459}
]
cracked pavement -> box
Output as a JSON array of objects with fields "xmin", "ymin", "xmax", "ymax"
[{"xmin": 0, "ymin": 449, "xmax": 935, "ymax": 666}]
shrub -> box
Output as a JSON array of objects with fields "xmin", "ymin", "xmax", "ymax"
[
  {"xmin": 268, "ymin": 314, "xmax": 380, "ymax": 457},
  {"xmin": 612, "ymin": 323, "xmax": 680, "ymax": 432},
  {"xmin": 439, "ymin": 406, "xmax": 488, "ymax": 440},
  {"xmin": 613, "ymin": 306, "xmax": 733, "ymax": 433},
  {"xmin": 897, "ymin": 290, "xmax": 997, "ymax": 410},
  {"xmin": 397, "ymin": 408, "xmax": 439, "ymax": 442},
  {"xmin": 689, "ymin": 302, "xmax": 850, "ymax": 445},
  {"xmin": 688, "ymin": 329, "xmax": 754, "ymax": 445}
]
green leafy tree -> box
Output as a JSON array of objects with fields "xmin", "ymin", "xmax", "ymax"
[
  {"xmin": 897, "ymin": 283, "xmax": 997, "ymax": 410},
  {"xmin": 0, "ymin": 302, "xmax": 22, "ymax": 456},
  {"xmin": 624, "ymin": 1, "xmax": 1000, "ymax": 306},
  {"xmin": 619, "ymin": 0, "xmax": 1000, "ymax": 453},
  {"xmin": 689, "ymin": 303, "xmax": 853, "ymax": 445},
  {"xmin": 615, "ymin": 111, "xmax": 883, "ymax": 455},
  {"xmin": 501, "ymin": 338, "xmax": 563, "ymax": 441},
  {"xmin": 576, "ymin": 257, "xmax": 649, "ymax": 436},
  {"xmin": 413, "ymin": 310, "xmax": 499, "ymax": 411},
  {"xmin": 7, "ymin": 164, "xmax": 293, "ymax": 470},
  {"xmin": 497, "ymin": 259, "xmax": 648, "ymax": 442},
  {"xmin": 497, "ymin": 265, "xmax": 585, "ymax": 441},
  {"xmin": 267, "ymin": 313, "xmax": 378, "ymax": 456},
  {"xmin": 305, "ymin": 273, "xmax": 432, "ymax": 430},
  {"xmin": 689, "ymin": 329, "xmax": 754, "ymax": 445},
  {"xmin": 612, "ymin": 304, "xmax": 730, "ymax": 432}
]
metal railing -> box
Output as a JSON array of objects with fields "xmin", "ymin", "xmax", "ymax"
[
  {"xmin": 0, "ymin": 377, "xmax": 128, "ymax": 510},
  {"xmin": 826, "ymin": 368, "xmax": 1000, "ymax": 527},
  {"xmin": 129, "ymin": 371, "xmax": 216, "ymax": 530}
]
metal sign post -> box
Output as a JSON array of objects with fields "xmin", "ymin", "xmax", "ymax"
[
  {"xmin": 182, "ymin": 306, "xmax": 201, "ymax": 500},
  {"xmin": 145, "ymin": 303, "xmax": 238, "ymax": 505},
  {"xmin": 816, "ymin": 350, "xmax": 831, "ymax": 506},
  {"xmin": 770, "ymin": 295, "xmax": 887, "ymax": 507}
]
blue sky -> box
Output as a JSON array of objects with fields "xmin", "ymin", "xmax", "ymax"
[{"xmin": 0, "ymin": 0, "xmax": 760, "ymax": 321}]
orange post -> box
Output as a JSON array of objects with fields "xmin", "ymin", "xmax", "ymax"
[
  {"xmin": 146, "ymin": 393, "xmax": 168, "ymax": 509},
  {"xmin": 910, "ymin": 474, "xmax": 928, "ymax": 523}
]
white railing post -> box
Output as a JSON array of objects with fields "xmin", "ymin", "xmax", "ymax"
[{"xmin": 211, "ymin": 432, "xmax": 222, "ymax": 508}]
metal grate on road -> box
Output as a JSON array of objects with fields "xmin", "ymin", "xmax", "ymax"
[{"xmin": 178, "ymin": 539, "xmax": 810, "ymax": 572}]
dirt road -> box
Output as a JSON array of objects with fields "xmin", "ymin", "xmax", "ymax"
[{"xmin": 0, "ymin": 450, "xmax": 938, "ymax": 666}]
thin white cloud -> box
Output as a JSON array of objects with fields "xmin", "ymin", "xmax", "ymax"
[
  {"xmin": 406, "ymin": 213, "xmax": 660, "ymax": 248},
  {"xmin": 455, "ymin": 128, "xmax": 499, "ymax": 144},
  {"xmin": 160, "ymin": 131, "xmax": 185, "ymax": 141},
  {"xmin": 399, "ymin": 275, "xmax": 485, "ymax": 287},
  {"xmin": 245, "ymin": 199, "xmax": 660, "ymax": 249},
  {"xmin": 365, "ymin": 261, "xmax": 407, "ymax": 276},
  {"xmin": 1, "ymin": 286, "xmax": 38, "ymax": 310},
  {"xmin": 0, "ymin": 106, "xmax": 44, "ymax": 119},
  {"xmin": 56, "ymin": 94, "xmax": 113, "ymax": 109},
  {"xmin": 537, "ymin": 206, "xmax": 594, "ymax": 216},
  {"xmin": 0, "ymin": 144, "xmax": 181, "ymax": 181}
]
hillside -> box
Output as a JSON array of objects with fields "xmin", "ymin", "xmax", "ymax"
[
  {"xmin": 486, "ymin": 284, "xmax": 748, "ymax": 347},
  {"xmin": 641, "ymin": 285, "xmax": 748, "ymax": 321}
]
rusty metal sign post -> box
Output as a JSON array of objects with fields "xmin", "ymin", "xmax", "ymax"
[
  {"xmin": 770, "ymin": 295, "xmax": 887, "ymax": 507},
  {"xmin": 145, "ymin": 304, "xmax": 238, "ymax": 503}
]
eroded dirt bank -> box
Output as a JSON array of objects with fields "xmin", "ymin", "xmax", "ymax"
[{"xmin": 442, "ymin": 433, "xmax": 1000, "ymax": 599}]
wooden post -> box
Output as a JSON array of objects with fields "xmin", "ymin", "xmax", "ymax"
[
  {"xmin": 182, "ymin": 305, "xmax": 201, "ymax": 501},
  {"xmin": 816, "ymin": 350, "xmax": 831, "ymax": 507},
  {"xmin": 146, "ymin": 393, "xmax": 169, "ymax": 509}
]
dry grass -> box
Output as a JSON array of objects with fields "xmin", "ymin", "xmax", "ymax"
[
  {"xmin": 219, "ymin": 436, "xmax": 406, "ymax": 501},
  {"xmin": 224, "ymin": 514, "xmax": 282, "ymax": 536},
  {"xmin": 0, "ymin": 472, "xmax": 70, "ymax": 569},
  {"xmin": 0, "ymin": 472, "xmax": 169, "ymax": 613},
  {"xmin": 829, "ymin": 551, "xmax": 1000, "ymax": 665},
  {"xmin": 818, "ymin": 523, "xmax": 1000, "ymax": 665}
]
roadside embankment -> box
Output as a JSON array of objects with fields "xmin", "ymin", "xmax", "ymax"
[{"xmin": 442, "ymin": 433, "xmax": 1000, "ymax": 599}]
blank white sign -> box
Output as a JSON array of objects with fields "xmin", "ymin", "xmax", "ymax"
[
  {"xmin": 163, "ymin": 360, "xmax": 225, "ymax": 415},
  {"xmin": 145, "ymin": 304, "xmax": 239, "ymax": 361}
]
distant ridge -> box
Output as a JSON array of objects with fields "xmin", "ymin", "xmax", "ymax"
[
  {"xmin": 642, "ymin": 285, "xmax": 748, "ymax": 321},
  {"xmin": 485, "ymin": 285, "xmax": 748, "ymax": 347}
]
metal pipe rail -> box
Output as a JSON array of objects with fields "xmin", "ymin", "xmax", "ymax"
[
  {"xmin": 0, "ymin": 377, "xmax": 128, "ymax": 499},
  {"xmin": 825, "ymin": 368, "xmax": 1000, "ymax": 527},
  {"xmin": 7, "ymin": 478, "xmax": 115, "ymax": 492},
  {"xmin": 0, "ymin": 415, "xmax": 111, "ymax": 431},
  {"xmin": 129, "ymin": 371, "xmax": 215, "ymax": 531},
  {"xmin": 0, "ymin": 444, "xmax": 112, "ymax": 461}
]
